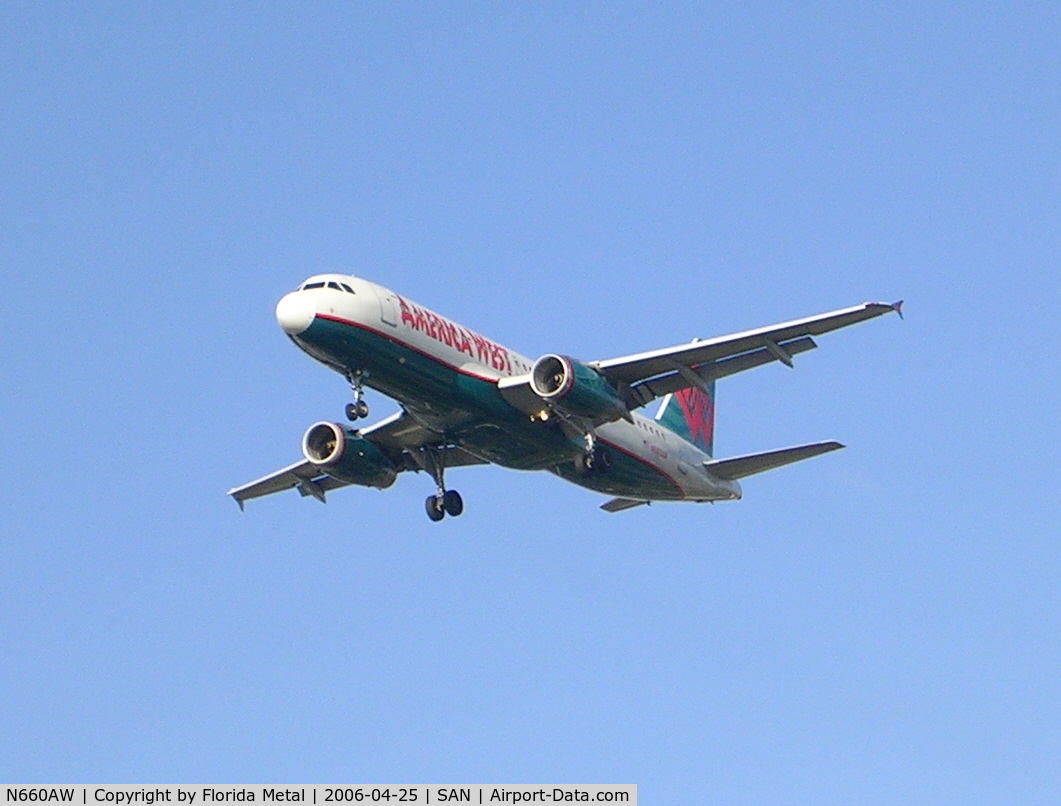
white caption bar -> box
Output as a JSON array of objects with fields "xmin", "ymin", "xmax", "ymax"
[{"xmin": 2, "ymin": 787, "xmax": 636, "ymax": 806}]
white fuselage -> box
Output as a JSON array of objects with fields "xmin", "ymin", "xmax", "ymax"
[{"xmin": 275, "ymin": 273, "xmax": 742, "ymax": 503}]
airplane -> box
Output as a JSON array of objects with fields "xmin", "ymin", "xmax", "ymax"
[{"xmin": 228, "ymin": 274, "xmax": 902, "ymax": 520}]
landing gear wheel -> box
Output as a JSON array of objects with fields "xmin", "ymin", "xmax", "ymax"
[
  {"xmin": 575, "ymin": 448, "xmax": 611, "ymax": 477},
  {"xmin": 596, "ymin": 448, "xmax": 612, "ymax": 473},
  {"xmin": 575, "ymin": 452, "xmax": 592, "ymax": 478},
  {"xmin": 345, "ymin": 369, "xmax": 369, "ymax": 421},
  {"xmin": 422, "ymin": 445, "xmax": 464, "ymax": 521},
  {"xmin": 442, "ymin": 489, "xmax": 464, "ymax": 517},
  {"xmin": 425, "ymin": 495, "xmax": 445, "ymax": 522}
]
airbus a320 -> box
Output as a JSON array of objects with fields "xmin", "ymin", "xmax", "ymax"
[{"xmin": 229, "ymin": 275, "xmax": 901, "ymax": 520}]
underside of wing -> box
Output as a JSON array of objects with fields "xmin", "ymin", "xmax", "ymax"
[
  {"xmin": 228, "ymin": 409, "xmax": 487, "ymax": 509},
  {"xmin": 496, "ymin": 373, "xmax": 540, "ymax": 418},
  {"xmin": 360, "ymin": 409, "xmax": 488, "ymax": 471},
  {"xmin": 226, "ymin": 460, "xmax": 350, "ymax": 509},
  {"xmin": 624, "ymin": 336, "xmax": 818, "ymax": 407},
  {"xmin": 596, "ymin": 301, "xmax": 902, "ymax": 408}
]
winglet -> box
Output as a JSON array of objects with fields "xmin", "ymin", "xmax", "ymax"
[{"xmin": 892, "ymin": 300, "xmax": 904, "ymax": 319}]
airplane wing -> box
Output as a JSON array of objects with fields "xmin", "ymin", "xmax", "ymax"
[
  {"xmin": 227, "ymin": 410, "xmax": 486, "ymax": 509},
  {"xmin": 226, "ymin": 459, "xmax": 348, "ymax": 509},
  {"xmin": 498, "ymin": 301, "xmax": 902, "ymax": 416},
  {"xmin": 598, "ymin": 301, "xmax": 902, "ymax": 408}
]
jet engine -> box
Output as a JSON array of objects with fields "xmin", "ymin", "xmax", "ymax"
[
  {"xmin": 302, "ymin": 422, "xmax": 398, "ymax": 488},
  {"xmin": 530, "ymin": 354, "xmax": 629, "ymax": 422}
]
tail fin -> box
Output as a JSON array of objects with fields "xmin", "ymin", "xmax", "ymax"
[{"xmin": 655, "ymin": 381, "xmax": 716, "ymax": 457}]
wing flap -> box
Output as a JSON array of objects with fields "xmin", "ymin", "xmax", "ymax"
[
  {"xmin": 704, "ymin": 441, "xmax": 844, "ymax": 481},
  {"xmin": 627, "ymin": 336, "xmax": 818, "ymax": 406}
]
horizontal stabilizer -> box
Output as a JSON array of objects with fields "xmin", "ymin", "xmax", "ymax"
[
  {"xmin": 704, "ymin": 441, "xmax": 844, "ymax": 480},
  {"xmin": 600, "ymin": 497, "xmax": 650, "ymax": 513}
]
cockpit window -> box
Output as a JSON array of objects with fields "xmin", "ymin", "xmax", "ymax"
[
  {"xmin": 340, "ymin": 283, "xmax": 355, "ymax": 293},
  {"xmin": 327, "ymin": 282, "xmax": 342, "ymax": 290},
  {"xmin": 303, "ymin": 281, "xmax": 326, "ymax": 290}
]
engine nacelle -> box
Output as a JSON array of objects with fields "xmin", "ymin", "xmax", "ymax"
[
  {"xmin": 530, "ymin": 354, "xmax": 628, "ymax": 422},
  {"xmin": 302, "ymin": 422, "xmax": 397, "ymax": 488}
]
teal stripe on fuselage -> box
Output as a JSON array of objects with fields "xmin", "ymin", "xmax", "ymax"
[
  {"xmin": 295, "ymin": 315, "xmax": 684, "ymax": 498},
  {"xmin": 553, "ymin": 440, "xmax": 683, "ymax": 499}
]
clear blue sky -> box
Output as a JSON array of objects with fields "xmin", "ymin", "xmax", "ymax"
[{"xmin": 3, "ymin": 3, "xmax": 1059, "ymax": 802}]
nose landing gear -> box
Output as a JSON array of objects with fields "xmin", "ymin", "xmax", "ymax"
[{"xmin": 345, "ymin": 370, "xmax": 370, "ymax": 421}]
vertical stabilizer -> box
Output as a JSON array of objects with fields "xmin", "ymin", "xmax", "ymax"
[{"xmin": 655, "ymin": 381, "xmax": 716, "ymax": 457}]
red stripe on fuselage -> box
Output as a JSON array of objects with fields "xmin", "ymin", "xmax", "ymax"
[
  {"xmin": 314, "ymin": 313, "xmax": 502, "ymax": 383},
  {"xmin": 595, "ymin": 435, "xmax": 685, "ymax": 498}
]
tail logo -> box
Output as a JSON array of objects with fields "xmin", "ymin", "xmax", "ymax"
[{"xmin": 674, "ymin": 387, "xmax": 714, "ymax": 449}]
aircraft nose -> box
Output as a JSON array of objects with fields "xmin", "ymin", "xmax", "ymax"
[{"xmin": 275, "ymin": 291, "xmax": 315, "ymax": 335}]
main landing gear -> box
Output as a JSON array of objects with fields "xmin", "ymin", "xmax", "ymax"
[
  {"xmin": 575, "ymin": 447, "xmax": 612, "ymax": 477},
  {"xmin": 425, "ymin": 489, "xmax": 463, "ymax": 522},
  {"xmin": 344, "ymin": 370, "xmax": 369, "ymax": 421},
  {"xmin": 575, "ymin": 432, "xmax": 612, "ymax": 478},
  {"xmin": 422, "ymin": 446, "xmax": 463, "ymax": 522}
]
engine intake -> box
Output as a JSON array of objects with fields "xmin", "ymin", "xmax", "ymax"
[
  {"xmin": 302, "ymin": 422, "xmax": 397, "ymax": 488},
  {"xmin": 530, "ymin": 354, "xmax": 628, "ymax": 422}
]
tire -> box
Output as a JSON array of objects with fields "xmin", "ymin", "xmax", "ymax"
[
  {"xmin": 596, "ymin": 448, "xmax": 612, "ymax": 474},
  {"xmin": 425, "ymin": 495, "xmax": 445, "ymax": 521},
  {"xmin": 574, "ymin": 453, "xmax": 592, "ymax": 477},
  {"xmin": 356, "ymin": 400, "xmax": 369, "ymax": 418},
  {"xmin": 442, "ymin": 489, "xmax": 464, "ymax": 517},
  {"xmin": 345, "ymin": 402, "xmax": 360, "ymax": 421}
]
